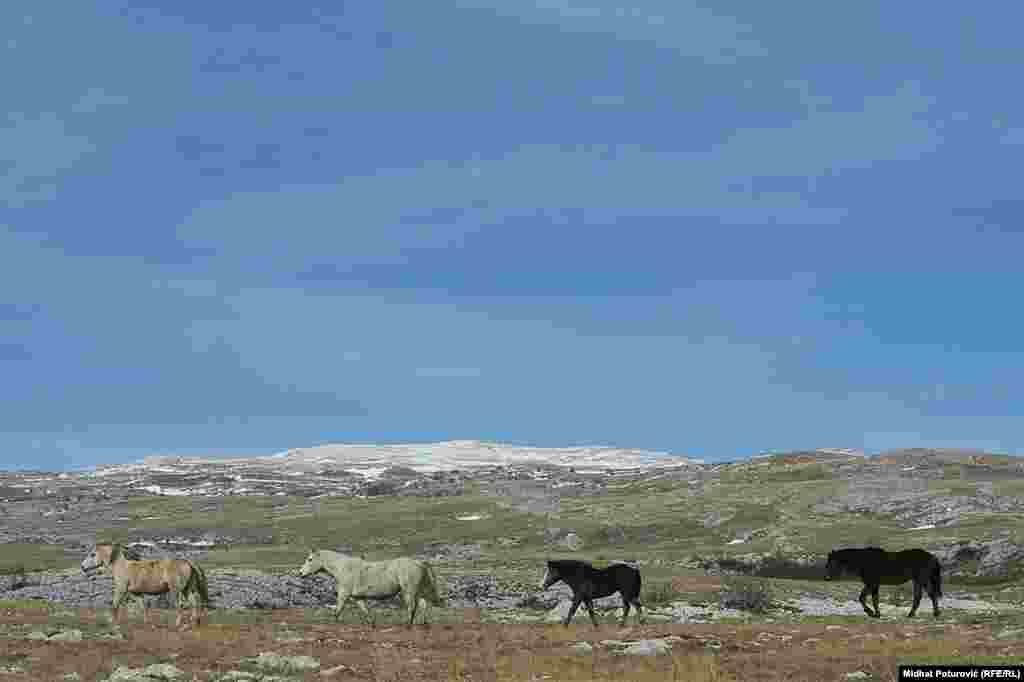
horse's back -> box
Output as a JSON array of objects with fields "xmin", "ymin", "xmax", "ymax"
[
  {"xmin": 865, "ymin": 548, "xmax": 940, "ymax": 583},
  {"xmin": 337, "ymin": 556, "xmax": 427, "ymax": 595},
  {"xmin": 605, "ymin": 563, "xmax": 642, "ymax": 597},
  {"xmin": 388, "ymin": 557, "xmax": 428, "ymax": 578},
  {"xmin": 887, "ymin": 549, "xmax": 939, "ymax": 565},
  {"xmin": 119, "ymin": 558, "xmax": 193, "ymax": 593}
]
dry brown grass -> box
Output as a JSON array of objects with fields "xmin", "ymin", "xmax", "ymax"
[{"xmin": 0, "ymin": 607, "xmax": 1022, "ymax": 681}]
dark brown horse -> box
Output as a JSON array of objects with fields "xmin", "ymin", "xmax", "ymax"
[
  {"xmin": 539, "ymin": 559, "xmax": 645, "ymax": 626},
  {"xmin": 825, "ymin": 547, "xmax": 942, "ymax": 618}
]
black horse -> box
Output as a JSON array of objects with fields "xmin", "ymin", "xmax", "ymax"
[
  {"xmin": 824, "ymin": 547, "xmax": 942, "ymax": 618},
  {"xmin": 539, "ymin": 559, "xmax": 645, "ymax": 627}
]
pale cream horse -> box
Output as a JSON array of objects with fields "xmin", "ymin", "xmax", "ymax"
[
  {"xmin": 297, "ymin": 549, "xmax": 445, "ymax": 626},
  {"xmin": 81, "ymin": 543, "xmax": 209, "ymax": 629}
]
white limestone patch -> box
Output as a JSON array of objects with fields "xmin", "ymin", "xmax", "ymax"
[
  {"xmin": 346, "ymin": 467, "xmax": 389, "ymax": 480},
  {"xmin": 140, "ymin": 485, "xmax": 191, "ymax": 496}
]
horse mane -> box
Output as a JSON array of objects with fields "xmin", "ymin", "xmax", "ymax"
[
  {"xmin": 548, "ymin": 559, "xmax": 591, "ymax": 571},
  {"xmin": 833, "ymin": 546, "xmax": 885, "ymax": 555},
  {"xmin": 112, "ymin": 543, "xmax": 144, "ymax": 561}
]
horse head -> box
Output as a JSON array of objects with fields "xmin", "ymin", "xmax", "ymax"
[
  {"xmin": 298, "ymin": 549, "xmax": 322, "ymax": 577},
  {"xmin": 539, "ymin": 561, "xmax": 560, "ymax": 590},
  {"xmin": 81, "ymin": 543, "xmax": 114, "ymax": 574},
  {"xmin": 823, "ymin": 551, "xmax": 841, "ymax": 581}
]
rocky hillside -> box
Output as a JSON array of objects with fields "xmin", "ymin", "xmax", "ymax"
[{"xmin": 3, "ymin": 442, "xmax": 1024, "ymax": 615}]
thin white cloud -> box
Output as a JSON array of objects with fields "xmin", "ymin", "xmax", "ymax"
[
  {"xmin": 0, "ymin": 112, "xmax": 98, "ymax": 206},
  {"xmin": 71, "ymin": 87, "xmax": 132, "ymax": 114},
  {"xmin": 415, "ymin": 367, "xmax": 483, "ymax": 378},
  {"xmin": 1000, "ymin": 127, "xmax": 1024, "ymax": 146},
  {"xmin": 174, "ymin": 81, "xmax": 937, "ymax": 267},
  {"xmin": 454, "ymin": 0, "xmax": 766, "ymax": 63}
]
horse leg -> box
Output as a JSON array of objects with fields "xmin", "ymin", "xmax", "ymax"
[
  {"xmin": 870, "ymin": 586, "xmax": 881, "ymax": 619},
  {"xmin": 564, "ymin": 598, "xmax": 582, "ymax": 627},
  {"xmin": 620, "ymin": 598, "xmax": 631, "ymax": 627},
  {"xmin": 177, "ymin": 589, "xmax": 195, "ymax": 630},
  {"xmin": 929, "ymin": 589, "xmax": 941, "ymax": 618},
  {"xmin": 632, "ymin": 599, "xmax": 645, "ymax": 625},
  {"xmin": 407, "ymin": 594, "xmax": 419, "ymax": 627},
  {"xmin": 356, "ymin": 600, "xmax": 375, "ymax": 627},
  {"xmin": 193, "ymin": 589, "xmax": 202, "ymax": 628},
  {"xmin": 857, "ymin": 585, "xmax": 873, "ymax": 617},
  {"xmin": 111, "ymin": 587, "xmax": 128, "ymax": 625},
  {"xmin": 173, "ymin": 591, "xmax": 186, "ymax": 629},
  {"xmin": 928, "ymin": 581, "xmax": 941, "ymax": 618},
  {"xmin": 584, "ymin": 599, "xmax": 599, "ymax": 628},
  {"xmin": 417, "ymin": 597, "xmax": 431, "ymax": 627},
  {"xmin": 334, "ymin": 595, "xmax": 351, "ymax": 622},
  {"xmin": 908, "ymin": 580, "xmax": 923, "ymax": 618}
]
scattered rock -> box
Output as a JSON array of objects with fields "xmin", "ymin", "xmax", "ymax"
[
  {"xmin": 320, "ymin": 663, "xmax": 356, "ymax": 677},
  {"xmin": 671, "ymin": 604, "xmax": 716, "ymax": 623},
  {"xmin": 240, "ymin": 652, "xmax": 320, "ymax": 674},
  {"xmin": 928, "ymin": 538, "xmax": 1024, "ymax": 577},
  {"xmin": 601, "ymin": 638, "xmax": 673, "ymax": 656},
  {"xmin": 542, "ymin": 528, "xmax": 583, "ymax": 550},
  {"xmin": 703, "ymin": 511, "xmax": 733, "ymax": 529},
  {"xmin": 604, "ymin": 526, "xmax": 626, "ymax": 545},
  {"xmin": 996, "ymin": 628, "xmax": 1024, "ymax": 640},
  {"xmin": 730, "ymin": 529, "xmax": 753, "ymax": 544},
  {"xmin": 211, "ymin": 673, "xmax": 263, "ymax": 682},
  {"xmin": 104, "ymin": 663, "xmax": 188, "ymax": 681},
  {"xmin": 977, "ymin": 539, "xmax": 1024, "ymax": 577},
  {"xmin": 635, "ymin": 527, "xmax": 658, "ymax": 544}
]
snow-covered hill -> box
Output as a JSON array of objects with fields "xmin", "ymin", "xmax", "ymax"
[{"xmin": 267, "ymin": 439, "xmax": 703, "ymax": 474}]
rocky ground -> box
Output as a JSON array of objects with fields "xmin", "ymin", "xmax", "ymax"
[
  {"xmin": 1, "ymin": 607, "xmax": 1023, "ymax": 681},
  {"xmin": 4, "ymin": 444, "xmax": 1024, "ymax": 618},
  {"xmin": 4, "ymin": 444, "xmax": 1024, "ymax": 679}
]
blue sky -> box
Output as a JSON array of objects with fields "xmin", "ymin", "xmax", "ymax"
[{"xmin": 3, "ymin": 1, "xmax": 1024, "ymax": 470}]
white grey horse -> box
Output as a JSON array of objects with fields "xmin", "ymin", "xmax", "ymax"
[{"xmin": 297, "ymin": 549, "xmax": 445, "ymax": 626}]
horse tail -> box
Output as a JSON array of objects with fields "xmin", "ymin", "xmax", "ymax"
[
  {"xmin": 185, "ymin": 560, "xmax": 210, "ymax": 608},
  {"xmin": 421, "ymin": 562, "xmax": 446, "ymax": 607}
]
